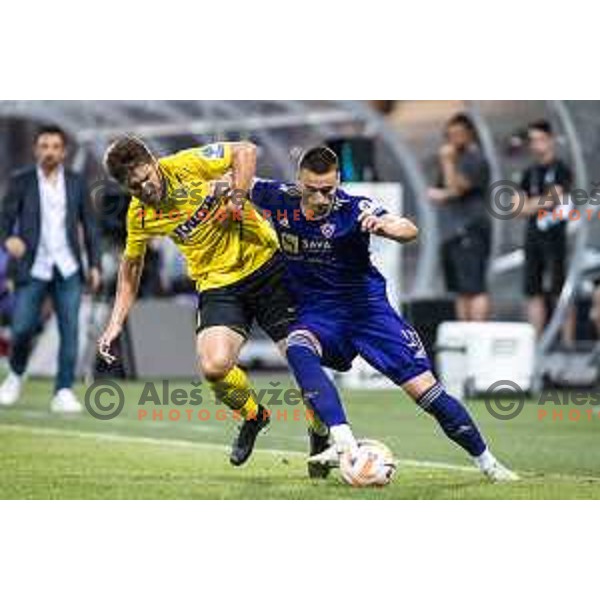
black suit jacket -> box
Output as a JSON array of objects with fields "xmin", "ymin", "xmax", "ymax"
[{"xmin": 0, "ymin": 165, "xmax": 101, "ymax": 286}]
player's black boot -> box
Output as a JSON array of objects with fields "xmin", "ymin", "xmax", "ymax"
[
  {"xmin": 230, "ymin": 404, "xmax": 270, "ymax": 466},
  {"xmin": 308, "ymin": 427, "xmax": 332, "ymax": 479}
]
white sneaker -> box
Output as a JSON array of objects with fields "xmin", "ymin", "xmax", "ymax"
[
  {"xmin": 307, "ymin": 445, "xmax": 341, "ymax": 467},
  {"xmin": 474, "ymin": 449, "xmax": 519, "ymax": 482},
  {"xmin": 0, "ymin": 371, "xmax": 23, "ymax": 406},
  {"xmin": 50, "ymin": 388, "xmax": 83, "ymax": 414},
  {"xmin": 481, "ymin": 460, "xmax": 520, "ymax": 483}
]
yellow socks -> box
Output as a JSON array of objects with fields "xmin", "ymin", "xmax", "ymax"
[
  {"xmin": 209, "ymin": 366, "xmax": 258, "ymax": 419},
  {"xmin": 209, "ymin": 365, "xmax": 328, "ymax": 431}
]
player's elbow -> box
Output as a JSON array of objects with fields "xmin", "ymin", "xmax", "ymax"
[
  {"xmin": 408, "ymin": 220, "xmax": 419, "ymax": 240},
  {"xmin": 399, "ymin": 218, "xmax": 418, "ymax": 242}
]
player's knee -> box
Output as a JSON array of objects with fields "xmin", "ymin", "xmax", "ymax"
[
  {"xmin": 402, "ymin": 370, "xmax": 437, "ymax": 402},
  {"xmin": 414, "ymin": 381, "xmax": 445, "ymax": 411},
  {"xmin": 199, "ymin": 354, "xmax": 235, "ymax": 382},
  {"xmin": 286, "ymin": 329, "xmax": 322, "ymax": 357}
]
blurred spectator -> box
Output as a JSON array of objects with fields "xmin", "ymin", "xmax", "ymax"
[
  {"xmin": 0, "ymin": 125, "xmax": 101, "ymax": 412},
  {"xmin": 0, "ymin": 248, "xmax": 14, "ymax": 322},
  {"xmin": 516, "ymin": 120, "xmax": 574, "ymax": 343},
  {"xmin": 428, "ymin": 113, "xmax": 491, "ymax": 321},
  {"xmin": 368, "ymin": 100, "xmax": 397, "ymax": 116},
  {"xmin": 0, "ymin": 248, "xmax": 15, "ymax": 358}
]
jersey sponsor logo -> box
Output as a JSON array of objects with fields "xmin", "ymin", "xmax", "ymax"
[
  {"xmin": 172, "ymin": 196, "xmax": 219, "ymax": 241},
  {"xmin": 320, "ymin": 222, "xmax": 336, "ymax": 238},
  {"xmin": 279, "ymin": 233, "xmax": 333, "ymax": 257},
  {"xmin": 301, "ymin": 238, "xmax": 332, "ymax": 252},
  {"xmin": 200, "ymin": 144, "xmax": 225, "ymax": 159}
]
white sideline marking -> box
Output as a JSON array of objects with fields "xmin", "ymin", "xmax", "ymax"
[{"xmin": 0, "ymin": 423, "xmax": 478, "ymax": 472}]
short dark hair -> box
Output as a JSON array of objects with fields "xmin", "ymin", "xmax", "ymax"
[
  {"xmin": 35, "ymin": 124, "xmax": 68, "ymax": 146},
  {"xmin": 103, "ymin": 136, "xmax": 154, "ymax": 184},
  {"xmin": 528, "ymin": 119, "xmax": 553, "ymax": 136},
  {"xmin": 446, "ymin": 113, "xmax": 477, "ymax": 137},
  {"xmin": 299, "ymin": 146, "xmax": 339, "ymax": 174}
]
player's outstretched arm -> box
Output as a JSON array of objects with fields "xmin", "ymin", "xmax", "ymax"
[
  {"xmin": 358, "ymin": 211, "xmax": 418, "ymax": 243},
  {"xmin": 97, "ymin": 255, "xmax": 144, "ymax": 364}
]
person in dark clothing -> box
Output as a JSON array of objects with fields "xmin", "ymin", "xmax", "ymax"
[
  {"xmin": 516, "ymin": 119, "xmax": 574, "ymax": 342},
  {"xmin": 428, "ymin": 113, "xmax": 491, "ymax": 321}
]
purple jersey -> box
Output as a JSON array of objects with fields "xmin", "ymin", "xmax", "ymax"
[
  {"xmin": 250, "ymin": 179, "xmax": 389, "ymax": 308},
  {"xmin": 251, "ymin": 178, "xmax": 431, "ymax": 382}
]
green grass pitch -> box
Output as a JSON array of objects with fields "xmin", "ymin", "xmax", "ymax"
[{"xmin": 1, "ymin": 376, "xmax": 600, "ymax": 499}]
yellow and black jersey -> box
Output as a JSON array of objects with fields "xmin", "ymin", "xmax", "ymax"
[{"xmin": 124, "ymin": 143, "xmax": 279, "ymax": 292}]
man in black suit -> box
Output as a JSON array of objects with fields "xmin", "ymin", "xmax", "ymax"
[{"xmin": 0, "ymin": 125, "xmax": 101, "ymax": 412}]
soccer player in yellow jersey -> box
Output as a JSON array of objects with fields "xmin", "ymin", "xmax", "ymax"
[{"xmin": 97, "ymin": 136, "xmax": 298, "ymax": 466}]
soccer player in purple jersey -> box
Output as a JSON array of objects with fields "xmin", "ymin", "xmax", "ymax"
[{"xmin": 250, "ymin": 147, "xmax": 517, "ymax": 482}]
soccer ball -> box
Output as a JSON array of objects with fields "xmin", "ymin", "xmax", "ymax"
[{"xmin": 340, "ymin": 439, "xmax": 397, "ymax": 487}]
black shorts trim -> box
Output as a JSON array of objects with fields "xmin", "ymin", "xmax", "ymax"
[{"xmin": 196, "ymin": 253, "xmax": 296, "ymax": 342}]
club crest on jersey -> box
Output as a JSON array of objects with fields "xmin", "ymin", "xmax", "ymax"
[{"xmin": 320, "ymin": 222, "xmax": 336, "ymax": 238}]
